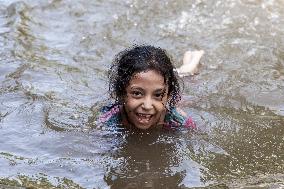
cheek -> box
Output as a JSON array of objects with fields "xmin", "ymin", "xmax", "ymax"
[
  {"xmin": 159, "ymin": 101, "xmax": 166, "ymax": 108},
  {"xmin": 155, "ymin": 100, "xmax": 167, "ymax": 111},
  {"xmin": 124, "ymin": 98, "xmax": 139, "ymax": 111},
  {"xmin": 161, "ymin": 96, "xmax": 168, "ymax": 106}
]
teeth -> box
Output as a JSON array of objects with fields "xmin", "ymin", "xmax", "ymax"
[
  {"xmin": 137, "ymin": 113, "xmax": 151, "ymax": 118},
  {"xmin": 137, "ymin": 113, "xmax": 152, "ymax": 121}
]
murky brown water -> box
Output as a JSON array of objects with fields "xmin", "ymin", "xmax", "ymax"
[{"xmin": 0, "ymin": 0, "xmax": 284, "ymax": 188}]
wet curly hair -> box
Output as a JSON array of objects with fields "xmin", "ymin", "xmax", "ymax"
[{"xmin": 108, "ymin": 45, "xmax": 181, "ymax": 108}]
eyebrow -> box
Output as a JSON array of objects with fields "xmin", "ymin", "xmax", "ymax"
[
  {"xmin": 154, "ymin": 88, "xmax": 167, "ymax": 93},
  {"xmin": 130, "ymin": 86, "xmax": 143, "ymax": 90},
  {"xmin": 130, "ymin": 86, "xmax": 166, "ymax": 92}
]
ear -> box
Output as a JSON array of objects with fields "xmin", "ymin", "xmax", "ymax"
[
  {"xmin": 119, "ymin": 93, "xmax": 128, "ymax": 105},
  {"xmin": 164, "ymin": 91, "xmax": 171, "ymax": 109}
]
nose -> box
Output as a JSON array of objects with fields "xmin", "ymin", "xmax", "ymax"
[{"xmin": 142, "ymin": 96, "xmax": 153, "ymax": 110}]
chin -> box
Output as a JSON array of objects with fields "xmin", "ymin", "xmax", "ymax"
[
  {"xmin": 135, "ymin": 125, "xmax": 152, "ymax": 130},
  {"xmin": 133, "ymin": 123, "xmax": 154, "ymax": 130}
]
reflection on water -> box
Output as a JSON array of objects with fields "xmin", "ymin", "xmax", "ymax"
[
  {"xmin": 0, "ymin": 0, "xmax": 284, "ymax": 188},
  {"xmin": 103, "ymin": 131, "xmax": 207, "ymax": 189},
  {"xmin": 104, "ymin": 132, "xmax": 183, "ymax": 188}
]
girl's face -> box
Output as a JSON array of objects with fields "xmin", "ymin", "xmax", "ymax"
[{"xmin": 123, "ymin": 70, "xmax": 169, "ymax": 130}]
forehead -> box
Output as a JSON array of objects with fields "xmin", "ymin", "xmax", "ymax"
[{"xmin": 128, "ymin": 70, "xmax": 166, "ymax": 88}]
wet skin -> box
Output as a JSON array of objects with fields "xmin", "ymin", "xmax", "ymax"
[{"xmin": 123, "ymin": 70, "xmax": 169, "ymax": 130}]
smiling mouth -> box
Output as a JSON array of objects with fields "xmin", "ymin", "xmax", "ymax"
[{"xmin": 136, "ymin": 113, "xmax": 153, "ymax": 123}]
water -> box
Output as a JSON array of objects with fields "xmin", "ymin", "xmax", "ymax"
[{"xmin": 0, "ymin": 0, "xmax": 283, "ymax": 188}]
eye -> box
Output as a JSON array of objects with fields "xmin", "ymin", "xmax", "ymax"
[
  {"xmin": 130, "ymin": 91, "xmax": 143, "ymax": 98},
  {"xmin": 154, "ymin": 93, "xmax": 163, "ymax": 98},
  {"xmin": 154, "ymin": 92, "xmax": 165, "ymax": 100}
]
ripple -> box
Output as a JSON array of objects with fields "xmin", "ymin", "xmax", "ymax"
[{"xmin": 1, "ymin": 0, "xmax": 284, "ymax": 188}]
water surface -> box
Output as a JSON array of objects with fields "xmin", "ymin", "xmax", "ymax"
[{"xmin": 0, "ymin": 0, "xmax": 283, "ymax": 188}]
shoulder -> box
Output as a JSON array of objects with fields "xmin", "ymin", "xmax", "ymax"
[
  {"xmin": 100, "ymin": 103, "xmax": 120, "ymax": 114},
  {"xmin": 164, "ymin": 107, "xmax": 196, "ymax": 130},
  {"xmin": 95, "ymin": 103, "xmax": 122, "ymax": 128}
]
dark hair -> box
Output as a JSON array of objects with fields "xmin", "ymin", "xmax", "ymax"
[{"xmin": 108, "ymin": 45, "xmax": 181, "ymax": 107}]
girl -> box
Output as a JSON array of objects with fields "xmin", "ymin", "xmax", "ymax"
[{"xmin": 95, "ymin": 45, "xmax": 196, "ymax": 130}]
